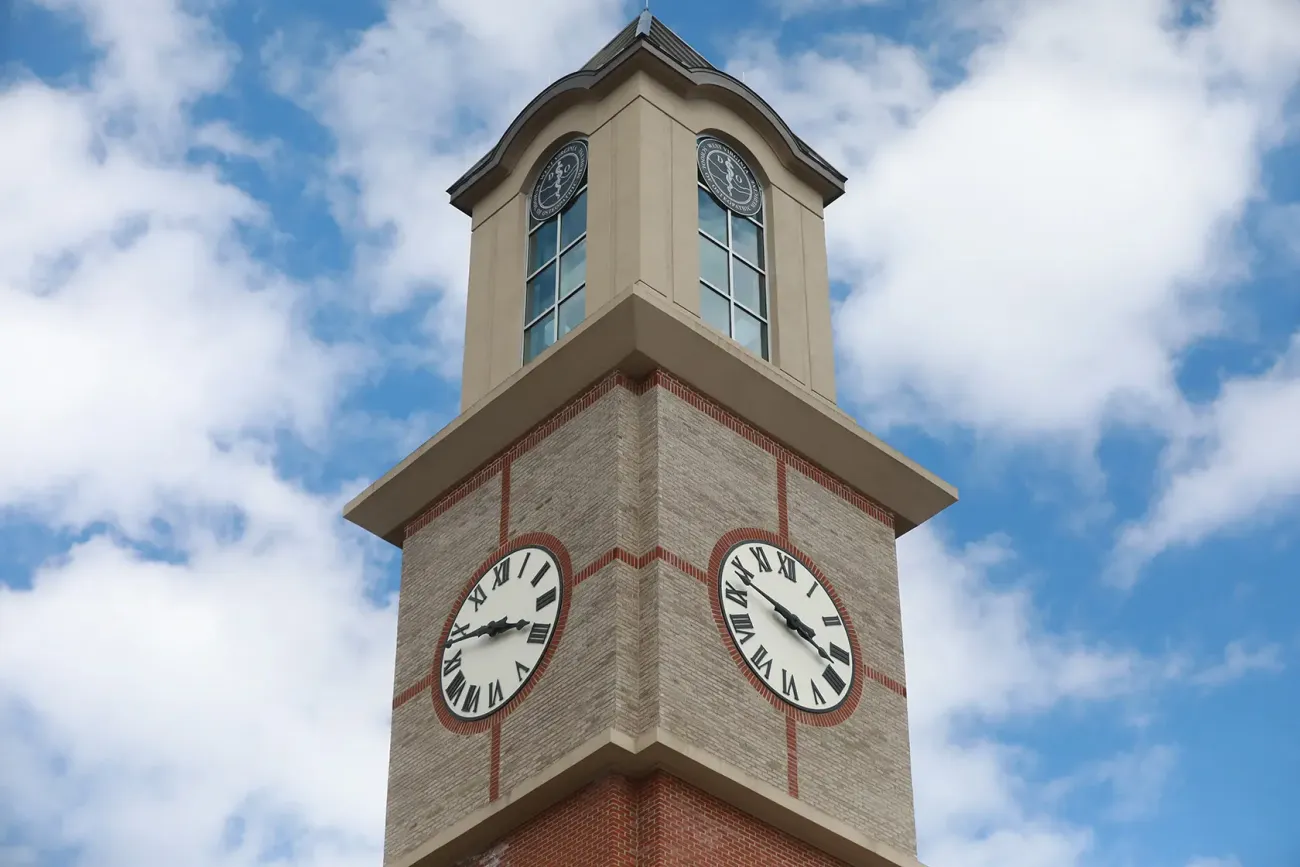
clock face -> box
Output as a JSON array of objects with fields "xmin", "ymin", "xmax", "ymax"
[
  {"xmin": 697, "ymin": 137, "xmax": 762, "ymax": 218},
  {"xmin": 717, "ymin": 539, "xmax": 855, "ymax": 714},
  {"xmin": 437, "ymin": 545, "xmax": 565, "ymax": 722},
  {"xmin": 530, "ymin": 139, "xmax": 588, "ymax": 223}
]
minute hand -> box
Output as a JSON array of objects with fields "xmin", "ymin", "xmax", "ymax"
[{"xmin": 738, "ymin": 574, "xmax": 830, "ymax": 661}]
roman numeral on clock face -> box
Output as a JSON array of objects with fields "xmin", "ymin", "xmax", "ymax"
[
  {"xmin": 822, "ymin": 615, "xmax": 842, "ymax": 627},
  {"xmin": 468, "ymin": 585, "xmax": 488, "ymax": 612},
  {"xmin": 492, "ymin": 558, "xmax": 511, "ymax": 588},
  {"xmin": 730, "ymin": 556, "xmax": 756, "ymax": 583},
  {"xmin": 527, "ymin": 622, "xmax": 551, "ymax": 644},
  {"xmin": 830, "ymin": 643, "xmax": 851, "ymax": 665},
  {"xmin": 530, "ymin": 560, "xmax": 552, "ymax": 587},
  {"xmin": 442, "ymin": 649, "xmax": 462, "ymax": 676},
  {"xmin": 463, "ymin": 684, "xmax": 481, "ymax": 714},
  {"xmin": 751, "ymin": 644, "xmax": 774, "ymax": 680},
  {"xmin": 536, "ymin": 587, "xmax": 556, "ymax": 611},
  {"xmin": 749, "ymin": 545, "xmax": 772, "ymax": 573},
  {"xmin": 822, "ymin": 664, "xmax": 846, "ymax": 695},
  {"xmin": 776, "ymin": 551, "xmax": 796, "ymax": 582},
  {"xmin": 781, "ymin": 669, "xmax": 799, "ymax": 700},
  {"xmin": 729, "ymin": 613, "xmax": 755, "ymax": 644},
  {"xmin": 488, "ymin": 680, "xmax": 504, "ymax": 707},
  {"xmin": 515, "ymin": 660, "xmax": 530, "ymax": 682},
  {"xmin": 724, "ymin": 582, "xmax": 747, "ymax": 608},
  {"xmin": 446, "ymin": 671, "xmax": 466, "ymax": 703}
]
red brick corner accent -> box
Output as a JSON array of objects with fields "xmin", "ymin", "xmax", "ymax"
[{"xmin": 416, "ymin": 532, "xmax": 576, "ymax": 735}]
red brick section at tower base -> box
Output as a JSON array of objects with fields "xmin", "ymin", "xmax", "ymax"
[{"xmin": 455, "ymin": 772, "xmax": 852, "ymax": 867}]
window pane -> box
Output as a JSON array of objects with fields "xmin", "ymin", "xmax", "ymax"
[
  {"xmin": 700, "ymin": 283, "xmax": 731, "ymax": 336},
  {"xmin": 558, "ymin": 286, "xmax": 585, "ymax": 338},
  {"xmin": 559, "ymin": 190, "xmax": 587, "ymax": 250},
  {"xmin": 733, "ymin": 218, "xmax": 763, "ymax": 269},
  {"xmin": 523, "ymin": 311, "xmax": 556, "ymax": 363},
  {"xmin": 699, "ymin": 235, "xmax": 729, "ymax": 292},
  {"xmin": 733, "ymin": 258, "xmax": 765, "ymax": 316},
  {"xmin": 529, "ymin": 219, "xmax": 558, "ymax": 274},
  {"xmin": 734, "ymin": 306, "xmax": 768, "ymax": 359},
  {"xmin": 698, "ymin": 186, "xmax": 727, "ymax": 243},
  {"xmin": 559, "ymin": 238, "xmax": 586, "ymax": 299},
  {"xmin": 525, "ymin": 262, "xmax": 556, "ymax": 324}
]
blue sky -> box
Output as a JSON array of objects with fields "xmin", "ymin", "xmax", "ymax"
[{"xmin": 0, "ymin": 0, "xmax": 1297, "ymax": 866}]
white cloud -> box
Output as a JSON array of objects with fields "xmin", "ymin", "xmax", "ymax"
[
  {"xmin": 727, "ymin": 0, "xmax": 1300, "ymax": 572},
  {"xmin": 1115, "ymin": 333, "xmax": 1300, "ymax": 578},
  {"xmin": 0, "ymin": 2, "xmax": 392, "ymax": 865},
  {"xmin": 1189, "ymin": 640, "xmax": 1285, "ymax": 686},
  {"xmin": 0, "ymin": 508, "xmax": 395, "ymax": 867},
  {"xmin": 900, "ymin": 527, "xmax": 1140, "ymax": 865},
  {"xmin": 770, "ymin": 0, "xmax": 886, "ymax": 20},
  {"xmin": 1187, "ymin": 858, "xmax": 1243, "ymax": 867},
  {"xmin": 270, "ymin": 0, "xmax": 628, "ymax": 373},
  {"xmin": 736, "ymin": 0, "xmax": 1300, "ymax": 443},
  {"xmin": 897, "ymin": 526, "xmax": 1279, "ymax": 865}
]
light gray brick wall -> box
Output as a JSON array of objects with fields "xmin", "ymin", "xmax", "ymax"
[
  {"xmin": 385, "ymin": 478, "xmax": 501, "ymax": 863},
  {"xmin": 383, "ymin": 377, "xmax": 919, "ymax": 862},
  {"xmin": 786, "ymin": 469, "xmax": 916, "ymax": 853}
]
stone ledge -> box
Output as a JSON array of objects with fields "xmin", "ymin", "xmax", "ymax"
[
  {"xmin": 391, "ymin": 726, "xmax": 926, "ymax": 867},
  {"xmin": 343, "ymin": 284, "xmax": 956, "ymax": 546}
]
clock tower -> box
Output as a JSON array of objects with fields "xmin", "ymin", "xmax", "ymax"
[{"xmin": 344, "ymin": 11, "xmax": 957, "ymax": 867}]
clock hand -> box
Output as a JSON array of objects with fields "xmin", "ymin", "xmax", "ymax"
[
  {"xmin": 488, "ymin": 618, "xmax": 530, "ymax": 636},
  {"xmin": 445, "ymin": 617, "xmax": 532, "ymax": 647},
  {"xmin": 737, "ymin": 573, "xmax": 831, "ymax": 661}
]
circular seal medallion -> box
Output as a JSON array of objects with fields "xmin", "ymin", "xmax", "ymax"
[
  {"xmin": 530, "ymin": 140, "xmax": 588, "ymax": 223},
  {"xmin": 697, "ymin": 137, "xmax": 762, "ymax": 218}
]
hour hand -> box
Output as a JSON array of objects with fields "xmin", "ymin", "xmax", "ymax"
[{"xmin": 445, "ymin": 621, "xmax": 494, "ymax": 647}]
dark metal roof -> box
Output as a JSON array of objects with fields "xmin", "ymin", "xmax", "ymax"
[
  {"xmin": 448, "ymin": 12, "xmax": 846, "ymax": 209},
  {"xmin": 582, "ymin": 10, "xmax": 715, "ymax": 73}
]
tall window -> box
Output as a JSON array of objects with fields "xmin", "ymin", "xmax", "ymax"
[
  {"xmin": 697, "ymin": 136, "xmax": 768, "ymax": 360},
  {"xmin": 524, "ymin": 139, "xmax": 588, "ymax": 364}
]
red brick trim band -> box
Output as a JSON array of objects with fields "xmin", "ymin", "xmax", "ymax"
[
  {"xmin": 489, "ymin": 720, "xmax": 502, "ymax": 802},
  {"xmin": 786, "ymin": 716, "xmax": 799, "ymax": 798},
  {"xmin": 498, "ymin": 458, "xmax": 511, "ymax": 547},
  {"xmin": 573, "ymin": 545, "xmax": 709, "ymax": 586},
  {"xmin": 403, "ymin": 369, "xmax": 895, "ymax": 542},
  {"xmin": 777, "ymin": 459, "xmax": 789, "ymax": 539}
]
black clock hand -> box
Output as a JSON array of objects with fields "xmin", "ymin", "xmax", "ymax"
[
  {"xmin": 489, "ymin": 618, "xmax": 530, "ymax": 636},
  {"xmin": 445, "ymin": 617, "xmax": 531, "ymax": 647},
  {"xmin": 738, "ymin": 573, "xmax": 831, "ymax": 661}
]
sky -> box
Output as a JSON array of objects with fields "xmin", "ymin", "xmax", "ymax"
[{"xmin": 0, "ymin": 0, "xmax": 1297, "ymax": 865}]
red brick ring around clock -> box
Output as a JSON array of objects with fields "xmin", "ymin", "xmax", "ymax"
[
  {"xmin": 431, "ymin": 532, "xmax": 575, "ymax": 735},
  {"xmin": 708, "ymin": 528, "xmax": 864, "ymax": 727}
]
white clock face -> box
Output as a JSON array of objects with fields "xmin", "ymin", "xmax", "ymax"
[
  {"xmin": 437, "ymin": 545, "xmax": 564, "ymax": 721},
  {"xmin": 717, "ymin": 540, "xmax": 855, "ymax": 714}
]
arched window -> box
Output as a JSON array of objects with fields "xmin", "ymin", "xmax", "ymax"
[
  {"xmin": 696, "ymin": 136, "xmax": 768, "ymax": 360},
  {"xmin": 524, "ymin": 139, "xmax": 589, "ymax": 364}
]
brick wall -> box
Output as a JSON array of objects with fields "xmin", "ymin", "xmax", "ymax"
[
  {"xmin": 384, "ymin": 370, "xmax": 916, "ymax": 864},
  {"xmin": 455, "ymin": 771, "xmax": 853, "ymax": 867}
]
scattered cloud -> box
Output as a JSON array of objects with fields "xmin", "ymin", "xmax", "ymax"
[
  {"xmin": 269, "ymin": 0, "xmax": 627, "ymax": 372},
  {"xmin": 1115, "ymin": 334, "xmax": 1300, "ymax": 580},
  {"xmin": 1189, "ymin": 640, "xmax": 1285, "ymax": 686}
]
